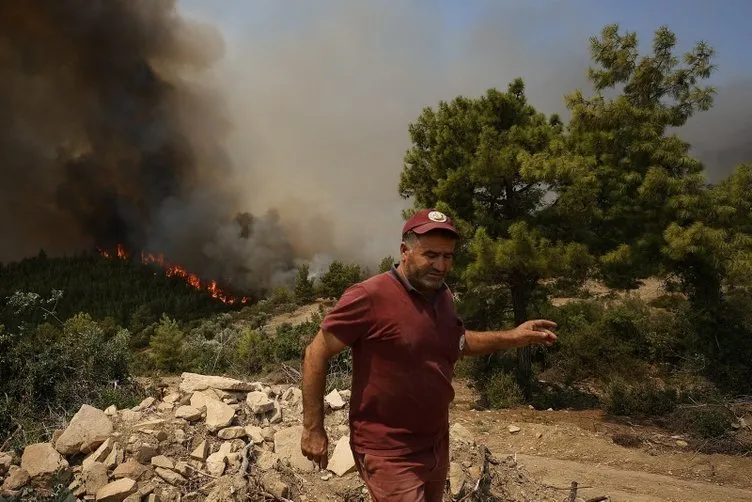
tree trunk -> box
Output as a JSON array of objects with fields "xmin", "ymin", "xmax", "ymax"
[{"xmin": 511, "ymin": 284, "xmax": 532, "ymax": 399}]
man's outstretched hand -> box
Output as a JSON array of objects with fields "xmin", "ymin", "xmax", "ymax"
[
  {"xmin": 511, "ymin": 319, "xmax": 558, "ymax": 347},
  {"xmin": 301, "ymin": 426, "xmax": 329, "ymax": 469}
]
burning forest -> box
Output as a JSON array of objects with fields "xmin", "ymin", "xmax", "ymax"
[{"xmin": 0, "ymin": 0, "xmax": 303, "ymax": 298}]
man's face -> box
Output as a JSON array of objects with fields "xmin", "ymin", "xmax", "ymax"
[{"xmin": 400, "ymin": 231, "xmax": 456, "ymax": 292}]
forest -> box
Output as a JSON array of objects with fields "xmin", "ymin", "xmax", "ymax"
[{"xmin": 1, "ymin": 24, "xmax": 750, "ymax": 453}]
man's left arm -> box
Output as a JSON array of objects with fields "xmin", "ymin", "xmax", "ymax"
[{"xmin": 461, "ymin": 319, "xmax": 558, "ymax": 356}]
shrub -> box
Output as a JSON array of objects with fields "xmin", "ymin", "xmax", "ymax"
[{"xmin": 149, "ymin": 314, "xmax": 186, "ymax": 372}]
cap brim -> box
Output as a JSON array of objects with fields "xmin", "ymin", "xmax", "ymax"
[{"xmin": 411, "ymin": 221, "xmax": 459, "ymax": 237}]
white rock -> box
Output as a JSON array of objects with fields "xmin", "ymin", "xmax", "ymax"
[
  {"xmin": 205, "ymin": 400, "xmax": 236, "ymax": 432},
  {"xmin": 449, "ymin": 423, "xmax": 475, "ymax": 445},
  {"xmin": 217, "ymin": 426, "xmax": 247, "ymax": 440},
  {"xmin": 21, "ymin": 443, "xmax": 70, "ymax": 480},
  {"xmin": 55, "ymin": 405, "xmax": 113, "ymax": 455},
  {"xmin": 179, "ymin": 372, "xmax": 257, "ymax": 393},
  {"xmin": 151, "ymin": 455, "xmax": 174, "ymax": 470},
  {"xmin": 104, "ymin": 405, "xmax": 117, "ymax": 416},
  {"xmin": 96, "ymin": 477, "xmax": 137, "ymax": 502},
  {"xmin": 246, "ymin": 391, "xmax": 275, "ymax": 414},
  {"xmin": 175, "ymin": 406, "xmax": 202, "ymax": 421},
  {"xmin": 190, "ymin": 440, "xmax": 209, "ymax": 461},
  {"xmin": 508, "ymin": 425, "xmax": 521, "ymax": 434},
  {"xmin": 245, "ymin": 425, "xmax": 265, "ymax": 444},
  {"xmin": 206, "ymin": 452, "xmax": 227, "ymax": 477},
  {"xmin": 82, "ymin": 438, "xmax": 113, "ymax": 472},
  {"xmin": 324, "ymin": 390, "xmax": 346, "ymax": 410},
  {"xmin": 327, "ymin": 436, "xmax": 356, "ymax": 476},
  {"xmin": 449, "ymin": 462, "xmax": 466, "ymax": 496},
  {"xmin": 274, "ymin": 426, "xmax": 315, "ymax": 472}
]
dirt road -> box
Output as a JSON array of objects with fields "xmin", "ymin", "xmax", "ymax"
[{"xmin": 449, "ymin": 379, "xmax": 752, "ymax": 502}]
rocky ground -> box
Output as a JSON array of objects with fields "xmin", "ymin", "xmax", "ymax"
[{"xmin": 0, "ymin": 372, "xmax": 573, "ymax": 502}]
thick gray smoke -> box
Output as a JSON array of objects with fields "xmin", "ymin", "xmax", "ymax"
[{"xmin": 0, "ymin": 0, "xmax": 299, "ymax": 294}]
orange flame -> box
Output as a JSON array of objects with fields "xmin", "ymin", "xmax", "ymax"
[{"xmin": 99, "ymin": 245, "xmax": 249, "ymax": 305}]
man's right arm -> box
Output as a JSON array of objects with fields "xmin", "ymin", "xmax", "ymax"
[{"xmin": 300, "ymin": 328, "xmax": 347, "ymax": 469}]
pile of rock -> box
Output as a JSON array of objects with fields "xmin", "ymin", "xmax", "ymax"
[
  {"xmin": 1, "ymin": 372, "xmax": 570, "ymax": 502},
  {"xmin": 0, "ymin": 372, "xmax": 357, "ymax": 501}
]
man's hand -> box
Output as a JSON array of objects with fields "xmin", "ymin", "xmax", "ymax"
[
  {"xmin": 511, "ymin": 319, "xmax": 558, "ymax": 347},
  {"xmin": 301, "ymin": 426, "xmax": 329, "ymax": 469}
]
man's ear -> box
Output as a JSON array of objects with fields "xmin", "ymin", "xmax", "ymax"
[{"xmin": 399, "ymin": 242, "xmax": 408, "ymax": 257}]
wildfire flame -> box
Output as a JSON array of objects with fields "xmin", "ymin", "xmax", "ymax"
[{"xmin": 98, "ymin": 245, "xmax": 249, "ymax": 305}]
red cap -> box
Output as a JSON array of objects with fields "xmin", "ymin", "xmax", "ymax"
[{"xmin": 402, "ymin": 209, "xmax": 459, "ymax": 237}]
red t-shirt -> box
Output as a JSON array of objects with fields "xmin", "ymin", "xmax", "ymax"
[{"xmin": 320, "ymin": 266, "xmax": 465, "ymax": 456}]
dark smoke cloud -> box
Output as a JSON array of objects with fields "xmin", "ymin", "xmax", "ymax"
[{"xmin": 0, "ymin": 0, "xmax": 299, "ymax": 293}]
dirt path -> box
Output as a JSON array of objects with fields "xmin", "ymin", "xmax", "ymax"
[
  {"xmin": 517, "ymin": 454, "xmax": 752, "ymax": 502},
  {"xmin": 449, "ymin": 379, "xmax": 752, "ymax": 501}
]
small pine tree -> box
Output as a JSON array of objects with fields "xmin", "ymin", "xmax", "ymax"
[
  {"xmin": 378, "ymin": 256, "xmax": 395, "ymax": 273},
  {"xmin": 149, "ymin": 314, "xmax": 185, "ymax": 372},
  {"xmin": 294, "ymin": 264, "xmax": 315, "ymax": 305}
]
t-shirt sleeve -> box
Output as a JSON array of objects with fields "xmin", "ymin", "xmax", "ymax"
[{"xmin": 320, "ymin": 284, "xmax": 372, "ymax": 346}]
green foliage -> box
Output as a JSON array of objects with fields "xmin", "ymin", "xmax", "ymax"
[
  {"xmin": 522, "ymin": 24, "xmax": 717, "ymax": 289},
  {"xmin": 318, "ymin": 261, "xmax": 364, "ymax": 299},
  {"xmin": 294, "ymin": 264, "xmax": 316, "ymax": 305},
  {"xmin": 0, "ymin": 252, "xmax": 233, "ymax": 329},
  {"xmin": 378, "ymin": 256, "xmax": 395, "ymax": 273},
  {"xmin": 483, "ymin": 371, "xmax": 524, "ymax": 409},
  {"xmin": 149, "ymin": 314, "xmax": 186, "ymax": 372},
  {"xmin": 0, "ymin": 291, "xmax": 142, "ymax": 449}
]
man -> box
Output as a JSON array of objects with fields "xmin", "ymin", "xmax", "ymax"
[{"xmin": 300, "ymin": 208, "xmax": 557, "ymax": 501}]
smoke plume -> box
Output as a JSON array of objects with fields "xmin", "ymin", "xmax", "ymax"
[
  {"xmin": 0, "ymin": 0, "xmax": 299, "ymax": 293},
  {"xmin": 2, "ymin": 0, "xmax": 749, "ymax": 296}
]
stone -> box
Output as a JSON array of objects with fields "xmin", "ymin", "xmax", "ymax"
[
  {"xmin": 190, "ymin": 440, "xmax": 209, "ymax": 461},
  {"xmin": 206, "ymin": 452, "xmax": 227, "ymax": 477},
  {"xmin": 449, "ymin": 462, "xmax": 466, "ymax": 496},
  {"xmin": 246, "ymin": 391, "xmax": 275, "ymax": 414},
  {"xmin": 151, "ymin": 455, "xmax": 174, "ymax": 470},
  {"xmin": 105, "ymin": 444, "xmax": 123, "ymax": 469},
  {"xmin": 205, "ymin": 400, "xmax": 236, "ymax": 432},
  {"xmin": 327, "ymin": 436, "xmax": 356, "ymax": 476},
  {"xmin": 175, "ymin": 405, "xmax": 202, "ymax": 421},
  {"xmin": 449, "ymin": 423, "xmax": 475, "ymax": 445},
  {"xmin": 82, "ymin": 462, "xmax": 108, "ymax": 495},
  {"xmin": 508, "ymin": 425, "xmax": 521, "ymax": 434},
  {"xmin": 339, "ymin": 389, "xmax": 351, "ymax": 401},
  {"xmin": 179, "ymin": 372, "xmax": 257, "ymax": 393},
  {"xmin": 245, "ymin": 425, "xmax": 265, "ymax": 444},
  {"xmin": 134, "ymin": 419, "xmax": 165, "ymax": 430},
  {"xmin": 218, "ymin": 426, "xmax": 247, "ymax": 440},
  {"xmin": 273, "ymin": 426, "xmax": 315, "ymax": 472},
  {"xmin": 2, "ymin": 466, "xmax": 30, "ymax": 491},
  {"xmin": 21, "ymin": 443, "xmax": 70, "ymax": 481},
  {"xmin": 120, "ymin": 410, "xmax": 141, "ymax": 423},
  {"xmin": 112, "ymin": 459, "xmax": 147, "ymax": 480},
  {"xmin": 135, "ymin": 397, "xmax": 156, "ymax": 411},
  {"xmin": 174, "ymin": 461, "xmax": 190, "ymax": 477},
  {"xmin": 157, "ymin": 402, "xmax": 174, "ymax": 413},
  {"xmin": 324, "ymin": 389, "xmax": 345, "ymax": 410},
  {"xmin": 82, "ymin": 438, "xmax": 113, "ymax": 472},
  {"xmin": 96, "ymin": 478, "xmax": 137, "ymax": 502},
  {"xmin": 163, "ymin": 392, "xmax": 180, "ymax": 403},
  {"xmin": 55, "ymin": 405, "xmax": 113, "ymax": 455},
  {"xmin": 155, "ymin": 467, "xmax": 186, "ymax": 485},
  {"xmin": 269, "ymin": 401, "xmax": 283, "ymax": 424},
  {"xmin": 282, "ymin": 387, "xmax": 302, "ymax": 406},
  {"xmin": 173, "ymin": 429, "xmax": 186, "ymax": 445},
  {"xmin": 0, "ymin": 452, "xmax": 12, "ymax": 475},
  {"xmin": 131, "ymin": 442, "xmax": 158, "ymax": 464},
  {"xmin": 256, "ymin": 451, "xmax": 279, "ymax": 472},
  {"xmin": 190, "ymin": 390, "xmax": 220, "ymax": 410},
  {"xmin": 104, "ymin": 405, "xmax": 117, "ymax": 416},
  {"xmin": 676, "ymin": 440, "xmax": 689, "ymax": 448}
]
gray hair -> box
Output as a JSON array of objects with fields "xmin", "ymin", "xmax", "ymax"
[{"xmin": 402, "ymin": 230, "xmax": 420, "ymax": 249}]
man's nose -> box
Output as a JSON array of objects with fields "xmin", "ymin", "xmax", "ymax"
[{"xmin": 433, "ymin": 257, "xmax": 450, "ymax": 272}]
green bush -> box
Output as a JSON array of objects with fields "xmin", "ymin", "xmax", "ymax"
[
  {"xmin": 484, "ymin": 371, "xmax": 524, "ymax": 408},
  {"xmin": 0, "ymin": 291, "xmax": 138, "ymax": 449}
]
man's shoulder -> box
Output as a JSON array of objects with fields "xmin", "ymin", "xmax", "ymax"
[{"xmin": 357, "ymin": 271, "xmax": 398, "ymax": 294}]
